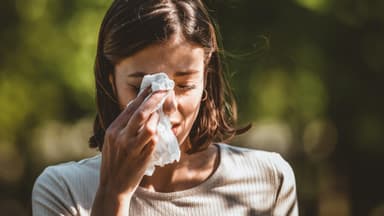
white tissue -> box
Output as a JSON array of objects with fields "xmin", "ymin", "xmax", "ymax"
[{"xmin": 137, "ymin": 72, "xmax": 180, "ymax": 176}]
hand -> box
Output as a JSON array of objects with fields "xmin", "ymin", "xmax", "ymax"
[{"xmin": 92, "ymin": 87, "xmax": 168, "ymax": 215}]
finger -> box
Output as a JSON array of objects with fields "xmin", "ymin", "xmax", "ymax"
[
  {"xmin": 140, "ymin": 138, "xmax": 157, "ymax": 162},
  {"xmin": 126, "ymin": 86, "xmax": 152, "ymax": 109},
  {"xmin": 100, "ymin": 140, "xmax": 111, "ymax": 186},
  {"xmin": 124, "ymin": 90, "xmax": 169, "ymax": 136},
  {"xmin": 132, "ymin": 112, "xmax": 160, "ymax": 153},
  {"xmin": 108, "ymin": 86, "xmax": 151, "ymax": 130},
  {"xmin": 120, "ymin": 138, "xmax": 157, "ymax": 177}
]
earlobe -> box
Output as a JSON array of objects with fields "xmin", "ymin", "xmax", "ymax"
[{"xmin": 201, "ymin": 89, "xmax": 208, "ymax": 101}]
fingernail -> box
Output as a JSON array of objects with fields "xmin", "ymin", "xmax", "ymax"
[{"xmin": 126, "ymin": 100, "xmax": 133, "ymax": 108}]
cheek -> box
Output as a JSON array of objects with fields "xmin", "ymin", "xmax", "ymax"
[
  {"xmin": 177, "ymin": 95, "xmax": 202, "ymax": 143},
  {"xmin": 178, "ymin": 90, "xmax": 203, "ymax": 121},
  {"xmin": 115, "ymin": 81, "xmax": 137, "ymax": 108}
]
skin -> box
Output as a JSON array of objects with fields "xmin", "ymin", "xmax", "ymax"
[{"xmin": 91, "ymin": 36, "xmax": 219, "ymax": 216}]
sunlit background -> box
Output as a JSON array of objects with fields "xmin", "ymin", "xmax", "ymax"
[{"xmin": 1, "ymin": 0, "xmax": 384, "ymax": 215}]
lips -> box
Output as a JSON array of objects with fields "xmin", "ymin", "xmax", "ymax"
[{"xmin": 171, "ymin": 123, "xmax": 180, "ymax": 135}]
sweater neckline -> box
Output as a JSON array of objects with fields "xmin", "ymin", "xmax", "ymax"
[{"xmin": 134, "ymin": 143, "xmax": 225, "ymax": 200}]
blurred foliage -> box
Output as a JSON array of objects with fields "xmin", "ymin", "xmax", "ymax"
[{"xmin": 1, "ymin": 0, "xmax": 384, "ymax": 215}]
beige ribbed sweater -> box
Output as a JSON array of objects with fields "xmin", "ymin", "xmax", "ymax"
[{"xmin": 32, "ymin": 143, "xmax": 298, "ymax": 215}]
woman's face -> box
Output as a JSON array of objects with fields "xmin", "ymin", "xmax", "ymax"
[{"xmin": 113, "ymin": 37, "xmax": 206, "ymax": 147}]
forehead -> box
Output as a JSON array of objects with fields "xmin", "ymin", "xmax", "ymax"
[{"xmin": 115, "ymin": 38, "xmax": 206, "ymax": 74}]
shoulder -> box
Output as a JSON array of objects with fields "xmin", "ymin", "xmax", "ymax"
[
  {"xmin": 32, "ymin": 154, "xmax": 101, "ymax": 215},
  {"xmin": 217, "ymin": 143, "xmax": 298, "ymax": 215},
  {"xmin": 218, "ymin": 143, "xmax": 293, "ymax": 171},
  {"xmin": 34, "ymin": 154, "xmax": 101, "ymax": 187},
  {"xmin": 218, "ymin": 143, "xmax": 296, "ymax": 186}
]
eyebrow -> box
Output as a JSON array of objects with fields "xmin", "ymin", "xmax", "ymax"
[
  {"xmin": 175, "ymin": 70, "xmax": 199, "ymax": 76},
  {"xmin": 127, "ymin": 70, "xmax": 199, "ymax": 78}
]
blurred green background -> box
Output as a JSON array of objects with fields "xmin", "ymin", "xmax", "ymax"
[{"xmin": 1, "ymin": 0, "xmax": 384, "ymax": 215}]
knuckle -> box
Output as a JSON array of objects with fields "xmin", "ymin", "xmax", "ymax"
[
  {"xmin": 115, "ymin": 135, "xmax": 126, "ymax": 147},
  {"xmin": 152, "ymin": 135, "xmax": 159, "ymax": 144},
  {"xmin": 144, "ymin": 124, "xmax": 156, "ymax": 136},
  {"xmin": 105, "ymin": 128, "xmax": 116, "ymax": 138},
  {"xmin": 105, "ymin": 127, "xmax": 119, "ymax": 143},
  {"xmin": 137, "ymin": 110, "xmax": 148, "ymax": 121}
]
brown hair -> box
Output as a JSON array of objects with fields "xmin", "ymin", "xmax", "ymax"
[{"xmin": 89, "ymin": 0, "xmax": 249, "ymax": 153}]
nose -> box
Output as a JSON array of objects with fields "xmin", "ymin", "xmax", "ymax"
[{"xmin": 162, "ymin": 90, "xmax": 177, "ymax": 116}]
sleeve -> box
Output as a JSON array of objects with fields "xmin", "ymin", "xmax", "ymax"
[
  {"xmin": 32, "ymin": 167, "xmax": 76, "ymax": 216},
  {"xmin": 271, "ymin": 153, "xmax": 299, "ymax": 216}
]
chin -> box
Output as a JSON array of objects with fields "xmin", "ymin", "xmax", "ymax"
[{"xmin": 176, "ymin": 134, "xmax": 190, "ymax": 150}]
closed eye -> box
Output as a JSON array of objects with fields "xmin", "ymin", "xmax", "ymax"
[
  {"xmin": 128, "ymin": 84, "xmax": 140, "ymax": 93},
  {"xmin": 176, "ymin": 84, "xmax": 196, "ymax": 90}
]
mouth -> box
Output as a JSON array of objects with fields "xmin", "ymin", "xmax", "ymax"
[{"xmin": 171, "ymin": 124, "xmax": 180, "ymax": 135}]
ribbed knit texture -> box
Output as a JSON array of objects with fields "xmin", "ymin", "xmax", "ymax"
[{"xmin": 32, "ymin": 143, "xmax": 298, "ymax": 215}]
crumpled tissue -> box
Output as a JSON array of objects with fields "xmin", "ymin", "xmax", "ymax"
[{"xmin": 137, "ymin": 72, "xmax": 180, "ymax": 176}]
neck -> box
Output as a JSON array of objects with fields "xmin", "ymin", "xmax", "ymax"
[{"xmin": 139, "ymin": 142, "xmax": 218, "ymax": 192}]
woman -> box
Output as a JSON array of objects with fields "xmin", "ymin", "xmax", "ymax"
[{"xmin": 32, "ymin": 0, "xmax": 298, "ymax": 215}]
